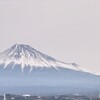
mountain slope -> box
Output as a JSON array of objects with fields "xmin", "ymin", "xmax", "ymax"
[{"xmin": 0, "ymin": 44, "xmax": 100, "ymax": 95}]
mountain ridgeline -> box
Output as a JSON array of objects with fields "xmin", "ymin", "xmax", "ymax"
[{"xmin": 0, "ymin": 44, "xmax": 100, "ymax": 95}]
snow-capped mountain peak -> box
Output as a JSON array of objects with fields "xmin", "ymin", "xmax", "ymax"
[{"xmin": 0, "ymin": 44, "xmax": 87, "ymax": 72}]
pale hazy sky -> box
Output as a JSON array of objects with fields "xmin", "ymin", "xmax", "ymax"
[{"xmin": 0, "ymin": 0, "xmax": 100, "ymax": 74}]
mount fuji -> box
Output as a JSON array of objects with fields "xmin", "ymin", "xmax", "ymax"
[{"xmin": 0, "ymin": 44, "xmax": 100, "ymax": 95}]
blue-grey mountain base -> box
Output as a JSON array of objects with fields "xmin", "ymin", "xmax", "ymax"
[{"xmin": 0, "ymin": 44, "xmax": 100, "ymax": 95}]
